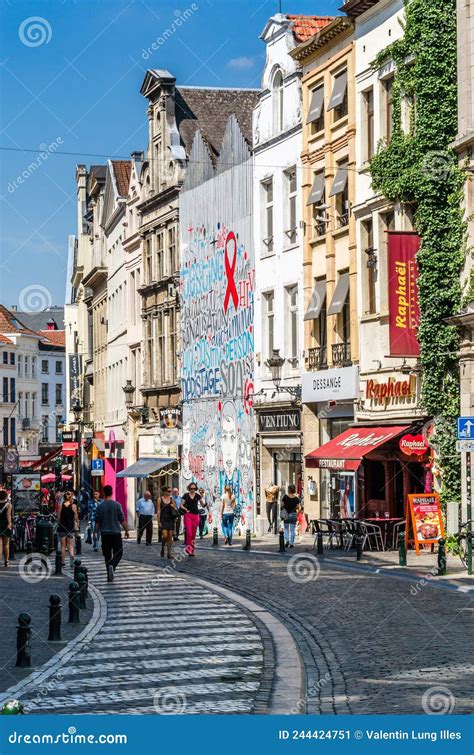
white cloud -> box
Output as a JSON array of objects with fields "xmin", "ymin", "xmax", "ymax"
[{"xmin": 227, "ymin": 56, "xmax": 255, "ymax": 70}]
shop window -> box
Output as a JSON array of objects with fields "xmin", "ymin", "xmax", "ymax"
[{"xmin": 362, "ymin": 217, "xmax": 376, "ymax": 315}]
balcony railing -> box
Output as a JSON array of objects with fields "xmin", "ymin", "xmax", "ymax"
[
  {"xmin": 308, "ymin": 345, "xmax": 327, "ymax": 371},
  {"xmin": 332, "ymin": 341, "xmax": 352, "ymax": 367}
]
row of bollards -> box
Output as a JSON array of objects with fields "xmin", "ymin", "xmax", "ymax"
[{"xmin": 15, "ymin": 558, "xmax": 89, "ymax": 669}]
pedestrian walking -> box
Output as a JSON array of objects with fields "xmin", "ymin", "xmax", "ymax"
[
  {"xmin": 171, "ymin": 487, "xmax": 182, "ymax": 541},
  {"xmin": 198, "ymin": 487, "xmax": 209, "ymax": 539},
  {"xmin": 79, "ymin": 488, "xmax": 89, "ymax": 521},
  {"xmin": 95, "ymin": 485, "xmax": 129, "ymax": 581},
  {"xmin": 220, "ymin": 485, "xmax": 236, "ymax": 545},
  {"xmin": 57, "ymin": 491, "xmax": 79, "ymax": 567},
  {"xmin": 280, "ymin": 485, "xmax": 300, "ymax": 549},
  {"xmin": 0, "ymin": 490, "xmax": 12, "ymax": 568},
  {"xmin": 180, "ymin": 483, "xmax": 201, "ymax": 556},
  {"xmin": 264, "ymin": 481, "xmax": 280, "ymax": 534},
  {"xmin": 157, "ymin": 486, "xmax": 179, "ymax": 559},
  {"xmin": 88, "ymin": 491, "xmax": 102, "ymax": 551},
  {"xmin": 136, "ymin": 490, "xmax": 155, "ymax": 546}
]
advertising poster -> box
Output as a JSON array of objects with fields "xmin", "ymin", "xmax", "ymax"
[
  {"xmin": 388, "ymin": 231, "xmax": 420, "ymax": 356},
  {"xmin": 12, "ymin": 473, "xmax": 41, "ymax": 513},
  {"xmin": 407, "ymin": 493, "xmax": 445, "ymax": 554}
]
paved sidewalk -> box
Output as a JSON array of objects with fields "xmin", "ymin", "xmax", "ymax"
[
  {"xmin": 123, "ymin": 537, "xmax": 474, "ymax": 715},
  {"xmin": 0, "ymin": 556, "xmax": 93, "ymax": 694}
]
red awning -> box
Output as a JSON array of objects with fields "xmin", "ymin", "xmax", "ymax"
[
  {"xmin": 31, "ymin": 448, "xmax": 61, "ymax": 470},
  {"xmin": 62, "ymin": 442, "xmax": 78, "ymax": 457},
  {"xmin": 305, "ymin": 425, "xmax": 410, "ymax": 471}
]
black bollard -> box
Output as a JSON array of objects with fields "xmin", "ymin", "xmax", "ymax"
[
  {"xmin": 278, "ymin": 529, "xmax": 286, "ymax": 553},
  {"xmin": 212, "ymin": 527, "xmax": 218, "ymax": 547},
  {"xmin": 398, "ymin": 531, "xmax": 407, "ymax": 567},
  {"xmin": 77, "ymin": 573, "xmax": 87, "ymax": 610},
  {"xmin": 437, "ymin": 538, "xmax": 447, "ymax": 576},
  {"xmin": 9, "ymin": 536, "xmax": 15, "ymax": 561},
  {"xmin": 54, "ymin": 550, "xmax": 62, "ymax": 576},
  {"xmin": 68, "ymin": 581, "xmax": 80, "ymax": 624},
  {"xmin": 466, "ymin": 532, "xmax": 473, "ymax": 577},
  {"xmin": 73, "ymin": 558, "xmax": 82, "ymax": 583},
  {"xmin": 242, "ymin": 529, "xmax": 251, "ymax": 550},
  {"xmin": 25, "ymin": 541, "xmax": 33, "ymax": 563},
  {"xmin": 42, "ymin": 537, "xmax": 49, "ymax": 556},
  {"xmin": 75, "ymin": 534, "xmax": 82, "ymax": 556},
  {"xmin": 81, "ymin": 565, "xmax": 89, "ymax": 597},
  {"xmin": 48, "ymin": 594, "xmax": 62, "ymax": 642},
  {"xmin": 316, "ymin": 531, "xmax": 324, "ymax": 556},
  {"xmin": 15, "ymin": 612, "xmax": 32, "ymax": 668}
]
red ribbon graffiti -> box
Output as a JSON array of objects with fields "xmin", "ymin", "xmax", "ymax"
[{"xmin": 223, "ymin": 231, "xmax": 239, "ymax": 313}]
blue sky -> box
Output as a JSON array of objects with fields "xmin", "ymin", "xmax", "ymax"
[{"xmin": 0, "ymin": 0, "xmax": 338, "ymax": 311}]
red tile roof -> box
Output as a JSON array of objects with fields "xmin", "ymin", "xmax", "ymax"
[
  {"xmin": 111, "ymin": 160, "xmax": 131, "ymax": 197},
  {"xmin": 0, "ymin": 305, "xmax": 38, "ymax": 336},
  {"xmin": 287, "ymin": 14, "xmax": 335, "ymax": 42},
  {"xmin": 38, "ymin": 329, "xmax": 65, "ymax": 347},
  {"xmin": 0, "ymin": 333, "xmax": 13, "ymax": 345}
]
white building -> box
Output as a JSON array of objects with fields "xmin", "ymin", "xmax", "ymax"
[
  {"xmin": 252, "ymin": 14, "xmax": 311, "ymax": 532},
  {"xmin": 37, "ymin": 323, "xmax": 66, "ymax": 451},
  {"xmin": 0, "ymin": 332, "xmax": 18, "ymax": 452}
]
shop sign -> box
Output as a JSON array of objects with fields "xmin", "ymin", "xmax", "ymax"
[
  {"xmin": 4, "ymin": 448, "xmax": 19, "ymax": 473},
  {"xmin": 399, "ymin": 433, "xmax": 428, "ymax": 456},
  {"xmin": 62, "ymin": 442, "xmax": 78, "ymax": 457},
  {"xmin": 302, "ymin": 365, "xmax": 359, "ymax": 404},
  {"xmin": 407, "ymin": 493, "xmax": 444, "ymax": 555},
  {"xmin": 365, "ymin": 375, "xmax": 416, "ymax": 405},
  {"xmin": 68, "ymin": 354, "xmax": 82, "ymax": 410},
  {"xmin": 258, "ymin": 409, "xmax": 300, "ymax": 433},
  {"xmin": 159, "ymin": 407, "xmax": 182, "ymax": 430},
  {"xmin": 388, "ymin": 232, "xmax": 420, "ymax": 356}
]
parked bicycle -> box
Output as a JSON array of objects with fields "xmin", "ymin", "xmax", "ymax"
[
  {"xmin": 12, "ymin": 514, "xmax": 36, "ymax": 551},
  {"xmin": 455, "ymin": 519, "xmax": 473, "ymax": 569}
]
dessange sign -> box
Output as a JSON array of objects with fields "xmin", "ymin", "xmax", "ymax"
[{"xmin": 302, "ymin": 365, "xmax": 359, "ymax": 404}]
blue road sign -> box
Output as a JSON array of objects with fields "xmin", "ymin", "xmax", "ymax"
[
  {"xmin": 91, "ymin": 459, "xmax": 104, "ymax": 473},
  {"xmin": 457, "ymin": 417, "xmax": 474, "ymax": 439}
]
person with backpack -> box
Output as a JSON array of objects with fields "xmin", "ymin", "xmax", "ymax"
[{"xmin": 95, "ymin": 485, "xmax": 129, "ymax": 581}]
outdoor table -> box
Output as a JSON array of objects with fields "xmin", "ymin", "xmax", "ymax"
[{"xmin": 363, "ymin": 517, "xmax": 404, "ymax": 549}]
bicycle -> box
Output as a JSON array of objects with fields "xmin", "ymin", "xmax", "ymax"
[
  {"xmin": 454, "ymin": 519, "xmax": 473, "ymax": 569},
  {"xmin": 12, "ymin": 514, "xmax": 36, "ymax": 551}
]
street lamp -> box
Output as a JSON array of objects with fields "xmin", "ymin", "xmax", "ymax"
[
  {"xmin": 265, "ymin": 349, "xmax": 302, "ymax": 399},
  {"xmin": 122, "ymin": 380, "xmax": 135, "ymax": 408}
]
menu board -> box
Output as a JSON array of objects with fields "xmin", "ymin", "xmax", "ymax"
[
  {"xmin": 407, "ymin": 493, "xmax": 445, "ymax": 554},
  {"xmin": 12, "ymin": 473, "xmax": 41, "ymax": 513}
]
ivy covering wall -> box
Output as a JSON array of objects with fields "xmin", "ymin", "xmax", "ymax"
[{"xmin": 370, "ymin": 0, "xmax": 465, "ymax": 504}]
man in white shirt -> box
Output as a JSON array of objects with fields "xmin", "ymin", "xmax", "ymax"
[{"xmin": 136, "ymin": 490, "xmax": 156, "ymax": 545}]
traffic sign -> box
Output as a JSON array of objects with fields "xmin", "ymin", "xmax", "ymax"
[
  {"xmin": 91, "ymin": 459, "xmax": 104, "ymax": 477},
  {"xmin": 457, "ymin": 417, "xmax": 474, "ymax": 439},
  {"xmin": 456, "ymin": 440, "xmax": 474, "ymax": 452}
]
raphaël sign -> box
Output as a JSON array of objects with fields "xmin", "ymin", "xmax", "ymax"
[
  {"xmin": 258, "ymin": 410, "xmax": 301, "ymax": 433},
  {"xmin": 302, "ymin": 365, "xmax": 359, "ymax": 404}
]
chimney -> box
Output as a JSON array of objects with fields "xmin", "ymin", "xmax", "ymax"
[
  {"xmin": 131, "ymin": 151, "xmax": 144, "ymax": 161},
  {"xmin": 46, "ymin": 319, "xmax": 58, "ymax": 330},
  {"xmin": 11, "ymin": 305, "xmax": 17, "ymax": 312}
]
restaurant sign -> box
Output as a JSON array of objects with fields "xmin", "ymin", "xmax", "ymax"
[
  {"xmin": 258, "ymin": 409, "xmax": 301, "ymax": 433},
  {"xmin": 388, "ymin": 231, "xmax": 420, "ymax": 356},
  {"xmin": 407, "ymin": 493, "xmax": 444, "ymax": 555},
  {"xmin": 399, "ymin": 433, "xmax": 428, "ymax": 456},
  {"xmin": 365, "ymin": 375, "xmax": 417, "ymax": 406}
]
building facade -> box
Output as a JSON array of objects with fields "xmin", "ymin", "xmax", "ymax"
[{"xmin": 0, "ymin": 332, "xmax": 17, "ymax": 455}]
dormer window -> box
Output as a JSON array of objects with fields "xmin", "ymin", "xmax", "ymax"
[{"xmin": 273, "ymin": 70, "xmax": 284, "ymax": 134}]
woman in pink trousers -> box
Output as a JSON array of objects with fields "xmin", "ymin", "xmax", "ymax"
[{"xmin": 180, "ymin": 482, "xmax": 201, "ymax": 556}]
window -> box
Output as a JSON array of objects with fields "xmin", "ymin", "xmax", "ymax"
[
  {"xmin": 32, "ymin": 357, "xmax": 36, "ymax": 378},
  {"xmin": 10, "ymin": 378, "xmax": 15, "ymax": 404},
  {"xmin": 307, "ymin": 170, "xmax": 327, "ymax": 237},
  {"xmin": 55, "ymin": 361, "xmax": 62, "ymax": 374},
  {"xmin": 3, "ymin": 418, "xmax": 8, "ymax": 446},
  {"xmin": 10, "ymin": 352, "xmax": 15, "ymax": 365},
  {"xmin": 2, "ymin": 377, "xmax": 8, "ymax": 402},
  {"xmin": 261, "ymin": 178, "xmax": 274, "ymax": 254},
  {"xmin": 24, "ymin": 356, "xmax": 29, "ymax": 378},
  {"xmin": 168, "ymin": 226, "xmax": 177, "ymax": 274},
  {"xmin": 31, "ymin": 392, "xmax": 36, "ymax": 418},
  {"xmin": 286, "ymin": 285, "xmax": 299, "ymax": 363},
  {"xmin": 145, "ymin": 318, "xmax": 154, "ymax": 385},
  {"xmin": 41, "ymin": 383, "xmax": 49, "ymax": 405},
  {"xmin": 307, "ymin": 84, "xmax": 324, "ymax": 134},
  {"xmin": 330, "ymin": 159, "xmax": 349, "ymax": 228},
  {"xmin": 41, "ymin": 415, "xmax": 49, "ymax": 442},
  {"xmin": 55, "ymin": 384, "xmax": 62, "ymax": 406},
  {"xmin": 18, "ymin": 392, "xmax": 23, "ymax": 415},
  {"xmin": 56, "ymin": 417, "xmax": 62, "ymax": 442},
  {"xmin": 384, "ymin": 77, "xmax": 394, "ymax": 143},
  {"xmin": 10, "ymin": 418, "xmax": 16, "ymax": 446},
  {"xmin": 155, "ymin": 231, "xmax": 164, "ymax": 281},
  {"xmin": 263, "ymin": 291, "xmax": 275, "ymax": 359},
  {"xmin": 328, "ymin": 69, "xmax": 348, "ymax": 120},
  {"xmin": 156, "ymin": 311, "xmax": 165, "ymax": 386},
  {"xmin": 145, "ymin": 237, "xmax": 153, "ymax": 284},
  {"xmin": 41, "ymin": 359, "xmax": 48, "ymax": 373},
  {"xmin": 273, "ymin": 70, "xmax": 284, "ymax": 133},
  {"xmin": 362, "ymin": 218, "xmax": 376, "ymax": 315},
  {"xmin": 284, "ymin": 167, "xmax": 297, "ymax": 245},
  {"xmin": 2, "ymin": 351, "xmax": 7, "ymax": 364},
  {"xmin": 25, "ymin": 392, "xmax": 29, "ymax": 418},
  {"xmin": 311, "ymin": 279, "xmax": 327, "ymax": 369},
  {"xmin": 364, "ymin": 88, "xmax": 374, "ymax": 159},
  {"xmin": 18, "ymin": 354, "xmax": 22, "ymax": 377}
]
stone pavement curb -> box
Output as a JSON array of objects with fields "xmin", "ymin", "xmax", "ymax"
[{"xmin": 0, "ymin": 576, "xmax": 106, "ymax": 706}]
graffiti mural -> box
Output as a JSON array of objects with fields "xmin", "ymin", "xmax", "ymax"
[{"xmin": 180, "ymin": 220, "xmax": 254, "ymax": 532}]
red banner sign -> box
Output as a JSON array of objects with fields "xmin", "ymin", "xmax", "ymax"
[
  {"xmin": 388, "ymin": 232, "xmax": 420, "ymax": 356},
  {"xmin": 399, "ymin": 433, "xmax": 428, "ymax": 456},
  {"xmin": 62, "ymin": 442, "xmax": 78, "ymax": 457}
]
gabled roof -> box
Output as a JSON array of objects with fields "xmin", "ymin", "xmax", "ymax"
[
  {"xmin": 0, "ymin": 305, "xmax": 38, "ymax": 336},
  {"xmin": 111, "ymin": 160, "xmax": 131, "ymax": 198},
  {"xmin": 339, "ymin": 0, "xmax": 380, "ymax": 18},
  {"xmin": 38, "ymin": 330, "xmax": 65, "ymax": 348},
  {"xmin": 287, "ymin": 15, "xmax": 335, "ymax": 42},
  {"xmin": 176, "ymin": 87, "xmax": 260, "ymax": 161},
  {"xmin": 15, "ymin": 307, "xmax": 65, "ymax": 331},
  {"xmin": 290, "ymin": 16, "xmax": 353, "ymax": 61}
]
